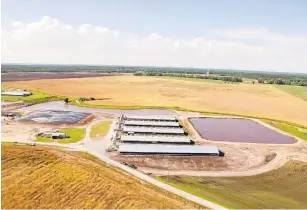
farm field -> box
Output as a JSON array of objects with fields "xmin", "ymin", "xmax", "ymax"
[
  {"xmin": 156, "ymin": 76, "xmax": 224, "ymax": 84},
  {"xmin": 90, "ymin": 121, "xmax": 112, "ymax": 139},
  {"xmin": 157, "ymin": 161, "xmax": 307, "ymax": 209},
  {"xmin": 3, "ymin": 75, "xmax": 307, "ymax": 126},
  {"xmin": 1, "ymin": 72, "xmax": 120, "ymax": 82},
  {"xmin": 1, "ymin": 143, "xmax": 200, "ymax": 209},
  {"xmin": 274, "ymin": 85, "xmax": 307, "ymax": 101}
]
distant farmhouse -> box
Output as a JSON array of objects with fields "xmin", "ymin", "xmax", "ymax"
[
  {"xmin": 1, "ymin": 91, "xmax": 32, "ymax": 97},
  {"xmin": 39, "ymin": 131, "xmax": 66, "ymax": 139}
]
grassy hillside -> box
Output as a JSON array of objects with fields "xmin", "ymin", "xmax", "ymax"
[
  {"xmin": 157, "ymin": 161, "xmax": 307, "ymax": 209},
  {"xmin": 1, "ymin": 143, "xmax": 200, "ymax": 209}
]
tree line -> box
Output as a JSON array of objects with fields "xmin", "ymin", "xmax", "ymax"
[
  {"xmin": 2, "ymin": 64, "xmax": 306, "ymax": 86},
  {"xmin": 257, "ymin": 78, "xmax": 307, "ymax": 86},
  {"xmin": 134, "ymin": 72, "xmax": 243, "ymax": 83}
]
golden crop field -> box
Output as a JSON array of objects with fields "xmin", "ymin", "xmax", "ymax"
[
  {"xmin": 1, "ymin": 143, "xmax": 200, "ymax": 209},
  {"xmin": 4, "ymin": 75, "xmax": 307, "ymax": 125}
]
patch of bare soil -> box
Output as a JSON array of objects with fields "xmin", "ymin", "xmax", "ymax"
[
  {"xmin": 111, "ymin": 154, "xmax": 228, "ymax": 171},
  {"xmin": 75, "ymin": 113, "xmax": 95, "ymax": 125},
  {"xmin": 1, "ymin": 101, "xmax": 27, "ymax": 112},
  {"xmin": 109, "ymin": 143, "xmax": 279, "ymax": 172},
  {"xmin": 2, "ymin": 118, "xmax": 65, "ymax": 141},
  {"xmin": 1, "ymin": 72, "xmax": 122, "ymax": 82}
]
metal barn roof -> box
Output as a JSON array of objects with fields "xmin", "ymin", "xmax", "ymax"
[
  {"xmin": 123, "ymin": 126, "xmax": 185, "ymax": 134},
  {"xmin": 119, "ymin": 144, "xmax": 219, "ymax": 155},
  {"xmin": 51, "ymin": 133, "xmax": 66, "ymax": 137},
  {"xmin": 125, "ymin": 115, "xmax": 177, "ymax": 121},
  {"xmin": 121, "ymin": 135, "xmax": 191, "ymax": 143},
  {"xmin": 1, "ymin": 91, "xmax": 32, "ymax": 96},
  {"xmin": 124, "ymin": 120, "xmax": 180, "ymax": 127}
]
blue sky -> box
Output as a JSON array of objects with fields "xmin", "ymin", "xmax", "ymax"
[
  {"xmin": 2, "ymin": 0, "xmax": 307, "ymax": 72},
  {"xmin": 2, "ymin": 0, "xmax": 307, "ymax": 37}
]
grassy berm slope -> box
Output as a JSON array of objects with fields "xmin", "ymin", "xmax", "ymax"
[
  {"xmin": 1, "ymin": 143, "xmax": 200, "ymax": 209},
  {"xmin": 158, "ymin": 161, "xmax": 307, "ymax": 209}
]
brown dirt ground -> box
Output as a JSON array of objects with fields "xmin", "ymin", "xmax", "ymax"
[
  {"xmin": 109, "ymin": 140, "xmax": 307, "ymax": 175},
  {"xmin": 109, "ymin": 144, "xmax": 275, "ymax": 172},
  {"xmin": 3, "ymin": 75, "xmax": 307, "ymax": 126},
  {"xmin": 1, "ymin": 144, "xmax": 201, "ymax": 209},
  {"xmin": 1, "ymin": 72, "xmax": 122, "ymax": 82}
]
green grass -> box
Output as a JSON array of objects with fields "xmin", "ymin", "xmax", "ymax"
[
  {"xmin": 1, "ymin": 89, "xmax": 64, "ymax": 105},
  {"xmin": 297, "ymin": 127, "xmax": 307, "ymax": 133},
  {"xmin": 274, "ymin": 85, "xmax": 307, "ymax": 101},
  {"xmin": 36, "ymin": 136, "xmax": 55, "ymax": 143},
  {"xmin": 1, "ymin": 142, "xmax": 17, "ymax": 145},
  {"xmin": 57, "ymin": 128, "xmax": 86, "ymax": 144},
  {"xmin": 36, "ymin": 128, "xmax": 86, "ymax": 144},
  {"xmin": 156, "ymin": 161, "xmax": 307, "ymax": 209},
  {"xmin": 90, "ymin": 121, "xmax": 112, "ymax": 139},
  {"xmin": 262, "ymin": 119, "xmax": 307, "ymax": 141}
]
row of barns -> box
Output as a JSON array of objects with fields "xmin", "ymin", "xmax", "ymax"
[{"xmin": 116, "ymin": 115, "xmax": 221, "ymax": 156}]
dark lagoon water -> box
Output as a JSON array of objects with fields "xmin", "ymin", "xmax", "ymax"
[
  {"xmin": 19, "ymin": 110, "xmax": 90, "ymax": 124},
  {"xmin": 189, "ymin": 118, "xmax": 296, "ymax": 144},
  {"xmin": 19, "ymin": 101, "xmax": 176, "ymax": 116}
]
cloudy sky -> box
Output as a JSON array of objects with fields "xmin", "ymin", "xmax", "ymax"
[{"xmin": 2, "ymin": 0, "xmax": 307, "ymax": 72}]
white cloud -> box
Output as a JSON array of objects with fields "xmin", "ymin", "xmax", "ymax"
[{"xmin": 2, "ymin": 16, "xmax": 307, "ymax": 73}]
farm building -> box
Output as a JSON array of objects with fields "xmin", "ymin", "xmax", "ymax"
[
  {"xmin": 119, "ymin": 144, "xmax": 220, "ymax": 156},
  {"xmin": 40, "ymin": 131, "xmax": 54, "ymax": 138},
  {"xmin": 123, "ymin": 126, "xmax": 185, "ymax": 135},
  {"xmin": 124, "ymin": 120, "xmax": 180, "ymax": 127},
  {"xmin": 124, "ymin": 115, "xmax": 177, "ymax": 121},
  {"xmin": 120, "ymin": 135, "xmax": 193, "ymax": 144},
  {"xmin": 1, "ymin": 91, "xmax": 32, "ymax": 97},
  {"xmin": 51, "ymin": 133, "xmax": 66, "ymax": 139},
  {"xmin": 40, "ymin": 132, "xmax": 66, "ymax": 139}
]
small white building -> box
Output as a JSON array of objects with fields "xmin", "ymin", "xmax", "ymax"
[
  {"xmin": 51, "ymin": 133, "xmax": 66, "ymax": 139},
  {"xmin": 1, "ymin": 91, "xmax": 32, "ymax": 97},
  {"xmin": 41, "ymin": 131, "xmax": 54, "ymax": 138},
  {"xmin": 40, "ymin": 131, "xmax": 66, "ymax": 139}
]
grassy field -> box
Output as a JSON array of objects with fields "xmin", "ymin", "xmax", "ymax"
[
  {"xmin": 274, "ymin": 85, "xmax": 307, "ymax": 101},
  {"xmin": 35, "ymin": 128, "xmax": 86, "ymax": 144},
  {"xmin": 1, "ymin": 88, "xmax": 64, "ymax": 105},
  {"xmin": 90, "ymin": 121, "xmax": 112, "ymax": 139},
  {"xmin": 57, "ymin": 128, "xmax": 86, "ymax": 144},
  {"xmin": 157, "ymin": 160, "xmax": 307, "ymax": 209},
  {"xmin": 1, "ymin": 143, "xmax": 200, "ymax": 209},
  {"xmin": 262, "ymin": 119, "xmax": 307, "ymax": 142},
  {"xmin": 36, "ymin": 136, "xmax": 54, "ymax": 142},
  {"xmin": 3, "ymin": 75, "xmax": 307, "ymax": 126}
]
